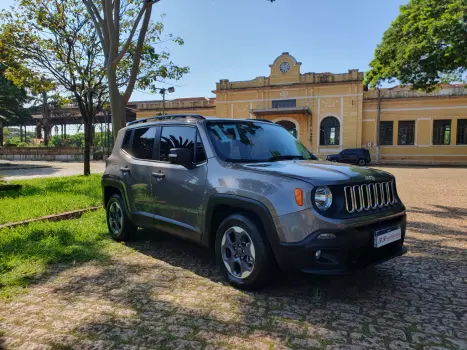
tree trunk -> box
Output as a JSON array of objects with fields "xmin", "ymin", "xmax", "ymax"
[
  {"xmin": 0, "ymin": 123, "xmax": 3, "ymax": 146},
  {"xmin": 42, "ymin": 91, "xmax": 50, "ymax": 147},
  {"xmin": 108, "ymin": 68, "xmax": 126, "ymax": 142},
  {"xmin": 83, "ymin": 118, "xmax": 92, "ymax": 176},
  {"xmin": 43, "ymin": 124, "xmax": 51, "ymax": 147}
]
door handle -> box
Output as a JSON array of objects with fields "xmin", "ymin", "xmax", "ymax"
[
  {"xmin": 152, "ymin": 172, "xmax": 165, "ymax": 179},
  {"xmin": 120, "ymin": 167, "xmax": 130, "ymax": 173}
]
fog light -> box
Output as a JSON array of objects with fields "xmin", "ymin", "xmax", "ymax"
[
  {"xmin": 315, "ymin": 250, "xmax": 322, "ymax": 260},
  {"xmin": 317, "ymin": 233, "xmax": 336, "ymax": 240}
]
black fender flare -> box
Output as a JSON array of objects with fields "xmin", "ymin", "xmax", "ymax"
[
  {"xmin": 101, "ymin": 175, "xmax": 131, "ymax": 214},
  {"xmin": 202, "ymin": 193, "xmax": 282, "ymax": 259}
]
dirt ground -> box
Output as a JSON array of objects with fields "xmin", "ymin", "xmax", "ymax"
[{"xmin": 1, "ymin": 166, "xmax": 467, "ymax": 350}]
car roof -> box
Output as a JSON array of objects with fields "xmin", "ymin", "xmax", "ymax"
[
  {"xmin": 125, "ymin": 115, "xmax": 276, "ymax": 129},
  {"xmin": 344, "ymin": 148, "xmax": 368, "ymax": 152}
]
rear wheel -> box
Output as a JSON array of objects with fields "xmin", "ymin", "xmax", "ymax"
[
  {"xmin": 106, "ymin": 194, "xmax": 137, "ymax": 241},
  {"xmin": 215, "ymin": 213, "xmax": 274, "ymax": 290}
]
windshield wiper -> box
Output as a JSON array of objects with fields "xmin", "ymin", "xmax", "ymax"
[{"xmin": 267, "ymin": 155, "xmax": 304, "ymax": 162}]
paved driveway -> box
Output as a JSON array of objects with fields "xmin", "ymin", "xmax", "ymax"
[
  {"xmin": 1, "ymin": 166, "xmax": 467, "ymax": 349},
  {"xmin": 0, "ymin": 160, "xmax": 105, "ymax": 180}
]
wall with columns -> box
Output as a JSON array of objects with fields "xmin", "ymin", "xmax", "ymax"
[{"xmin": 362, "ymin": 89, "xmax": 467, "ymax": 164}]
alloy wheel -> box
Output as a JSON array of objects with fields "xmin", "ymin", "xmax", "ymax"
[
  {"xmin": 221, "ymin": 226, "xmax": 256, "ymax": 279},
  {"xmin": 108, "ymin": 201, "xmax": 123, "ymax": 235}
]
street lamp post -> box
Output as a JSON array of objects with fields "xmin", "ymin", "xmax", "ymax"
[{"xmin": 158, "ymin": 87, "xmax": 175, "ymax": 115}]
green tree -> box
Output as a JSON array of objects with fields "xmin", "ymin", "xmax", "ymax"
[
  {"xmin": 0, "ymin": 64, "xmax": 30, "ymax": 146},
  {"xmin": 365, "ymin": 0, "xmax": 467, "ymax": 91},
  {"xmin": 82, "ymin": 0, "xmax": 189, "ymax": 140},
  {"xmin": 0, "ymin": 0, "xmax": 109, "ymax": 174}
]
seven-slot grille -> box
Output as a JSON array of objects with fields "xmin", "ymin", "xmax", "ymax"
[{"xmin": 344, "ymin": 181, "xmax": 396, "ymax": 213}]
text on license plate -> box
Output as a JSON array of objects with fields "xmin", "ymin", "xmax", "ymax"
[{"xmin": 374, "ymin": 225, "xmax": 401, "ymax": 248}]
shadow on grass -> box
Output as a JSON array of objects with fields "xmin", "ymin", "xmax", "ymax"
[
  {"xmin": 0, "ymin": 210, "xmax": 110, "ymax": 299},
  {"xmin": 0, "ymin": 174, "xmax": 101, "ymax": 200}
]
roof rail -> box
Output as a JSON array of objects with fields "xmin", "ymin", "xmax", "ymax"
[{"xmin": 127, "ymin": 114, "xmax": 205, "ymax": 126}]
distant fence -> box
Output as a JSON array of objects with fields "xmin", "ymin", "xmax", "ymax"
[{"xmin": 0, "ymin": 147, "xmax": 94, "ymax": 161}]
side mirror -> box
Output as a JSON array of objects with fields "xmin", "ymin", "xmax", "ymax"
[{"xmin": 168, "ymin": 148, "xmax": 193, "ymax": 168}]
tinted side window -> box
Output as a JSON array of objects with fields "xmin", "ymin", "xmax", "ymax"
[
  {"xmin": 160, "ymin": 126, "xmax": 196, "ymax": 162},
  {"xmin": 121, "ymin": 130, "xmax": 132, "ymax": 153},
  {"xmin": 195, "ymin": 131, "xmax": 207, "ymax": 163},
  {"xmin": 132, "ymin": 127, "xmax": 157, "ymax": 160}
]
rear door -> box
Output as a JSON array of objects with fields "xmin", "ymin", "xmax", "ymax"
[
  {"xmin": 150, "ymin": 125, "xmax": 208, "ymax": 242},
  {"xmin": 120, "ymin": 126, "xmax": 158, "ymax": 227}
]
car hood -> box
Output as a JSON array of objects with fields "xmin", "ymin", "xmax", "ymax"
[{"xmin": 236, "ymin": 160, "xmax": 393, "ymax": 186}]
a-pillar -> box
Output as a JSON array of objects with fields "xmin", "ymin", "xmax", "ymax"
[{"xmin": 35, "ymin": 125, "xmax": 42, "ymax": 139}]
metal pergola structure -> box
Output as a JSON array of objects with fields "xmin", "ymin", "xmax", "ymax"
[{"xmin": 1, "ymin": 103, "xmax": 136, "ymax": 155}]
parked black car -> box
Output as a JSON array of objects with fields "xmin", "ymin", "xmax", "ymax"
[{"xmin": 326, "ymin": 148, "xmax": 371, "ymax": 166}]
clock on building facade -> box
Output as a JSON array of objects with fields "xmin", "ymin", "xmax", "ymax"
[{"xmin": 279, "ymin": 61, "xmax": 291, "ymax": 73}]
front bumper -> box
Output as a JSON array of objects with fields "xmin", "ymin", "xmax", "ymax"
[{"xmin": 273, "ymin": 214, "xmax": 407, "ymax": 274}]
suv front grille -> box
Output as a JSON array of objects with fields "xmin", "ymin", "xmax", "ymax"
[{"xmin": 344, "ymin": 181, "xmax": 396, "ymax": 213}]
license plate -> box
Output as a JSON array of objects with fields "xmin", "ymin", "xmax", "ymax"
[{"xmin": 374, "ymin": 225, "xmax": 401, "ymax": 248}]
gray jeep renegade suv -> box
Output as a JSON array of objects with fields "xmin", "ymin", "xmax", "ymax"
[{"xmin": 102, "ymin": 114, "xmax": 407, "ymax": 289}]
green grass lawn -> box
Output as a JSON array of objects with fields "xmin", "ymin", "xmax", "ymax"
[
  {"xmin": 0, "ymin": 174, "xmax": 102, "ymax": 224},
  {"xmin": 0, "ymin": 209, "xmax": 121, "ymax": 299}
]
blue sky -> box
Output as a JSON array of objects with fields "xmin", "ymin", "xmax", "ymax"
[{"xmin": 0, "ymin": 0, "xmax": 408, "ymax": 102}]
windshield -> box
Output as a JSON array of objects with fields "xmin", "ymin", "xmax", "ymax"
[{"xmin": 206, "ymin": 121, "xmax": 318, "ymax": 162}]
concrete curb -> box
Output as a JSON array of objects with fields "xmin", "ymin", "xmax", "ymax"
[{"xmin": 0, "ymin": 206, "xmax": 103, "ymax": 230}]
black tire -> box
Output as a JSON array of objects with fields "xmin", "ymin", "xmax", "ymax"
[
  {"xmin": 215, "ymin": 213, "xmax": 274, "ymax": 290},
  {"xmin": 358, "ymin": 159, "xmax": 366, "ymax": 166},
  {"xmin": 106, "ymin": 194, "xmax": 137, "ymax": 241}
]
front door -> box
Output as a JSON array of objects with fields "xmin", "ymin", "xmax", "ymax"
[
  {"xmin": 151, "ymin": 125, "xmax": 208, "ymax": 242},
  {"xmin": 121, "ymin": 126, "xmax": 157, "ymax": 227},
  {"xmin": 338, "ymin": 150, "xmax": 351, "ymax": 163}
]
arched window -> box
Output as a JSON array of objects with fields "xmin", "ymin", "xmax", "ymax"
[
  {"xmin": 320, "ymin": 117, "xmax": 340, "ymax": 145},
  {"xmin": 276, "ymin": 120, "xmax": 298, "ymax": 138}
]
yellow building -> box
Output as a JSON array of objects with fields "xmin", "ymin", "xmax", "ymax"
[{"xmin": 131, "ymin": 53, "xmax": 467, "ymax": 165}]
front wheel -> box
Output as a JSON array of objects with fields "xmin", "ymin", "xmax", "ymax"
[
  {"xmin": 358, "ymin": 159, "xmax": 366, "ymax": 166},
  {"xmin": 215, "ymin": 214, "xmax": 274, "ymax": 290},
  {"xmin": 106, "ymin": 194, "xmax": 137, "ymax": 241}
]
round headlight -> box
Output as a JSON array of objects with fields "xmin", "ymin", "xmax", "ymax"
[{"xmin": 314, "ymin": 186, "xmax": 332, "ymax": 211}]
